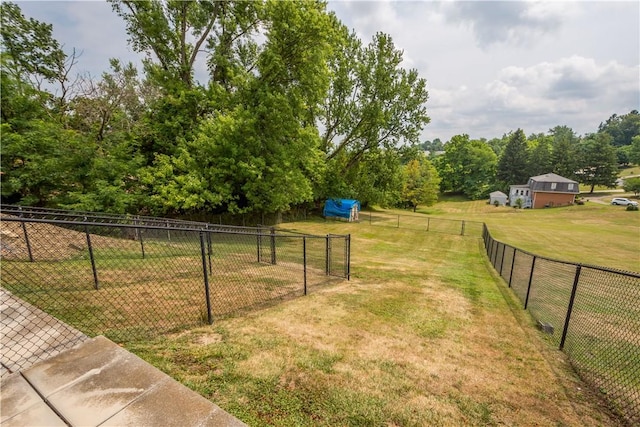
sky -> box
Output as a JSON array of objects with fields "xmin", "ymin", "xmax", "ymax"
[{"xmin": 14, "ymin": 0, "xmax": 640, "ymax": 143}]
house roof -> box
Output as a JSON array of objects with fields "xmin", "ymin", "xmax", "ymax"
[{"xmin": 530, "ymin": 173, "xmax": 577, "ymax": 184}]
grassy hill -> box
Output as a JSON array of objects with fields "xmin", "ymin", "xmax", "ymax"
[
  {"xmin": 129, "ymin": 219, "xmax": 626, "ymax": 426},
  {"xmin": 402, "ymin": 197, "xmax": 639, "ymax": 273}
]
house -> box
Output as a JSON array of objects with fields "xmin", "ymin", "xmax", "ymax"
[
  {"xmin": 509, "ymin": 173, "xmax": 579, "ymax": 209},
  {"xmin": 489, "ymin": 191, "xmax": 508, "ymax": 206}
]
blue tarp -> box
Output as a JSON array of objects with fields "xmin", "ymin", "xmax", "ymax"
[{"xmin": 323, "ymin": 199, "xmax": 360, "ymax": 220}]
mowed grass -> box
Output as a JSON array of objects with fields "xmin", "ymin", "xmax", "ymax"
[
  {"xmin": 407, "ymin": 198, "xmax": 639, "ymax": 273},
  {"xmin": 129, "ymin": 222, "xmax": 622, "ymax": 426}
]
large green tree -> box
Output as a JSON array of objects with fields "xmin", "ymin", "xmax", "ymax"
[
  {"xmin": 139, "ymin": 0, "xmax": 333, "ymax": 214},
  {"xmin": 109, "ymin": 0, "xmax": 261, "ymax": 90},
  {"xmin": 61, "ymin": 60, "xmax": 151, "ymax": 212},
  {"xmin": 1, "ymin": 2, "xmax": 89, "ymax": 206},
  {"xmin": 577, "ymin": 133, "xmax": 618, "ymax": 193},
  {"xmin": 527, "ymin": 133, "xmax": 553, "ymax": 177},
  {"xmin": 623, "ymin": 177, "xmax": 640, "ymax": 196},
  {"xmin": 629, "ymin": 135, "xmax": 640, "ymax": 165},
  {"xmin": 401, "ymin": 156, "xmax": 440, "ymax": 211},
  {"xmin": 550, "ymin": 125, "xmax": 580, "ymax": 179},
  {"xmin": 598, "ymin": 110, "xmax": 640, "ymax": 147},
  {"xmin": 318, "ymin": 29, "xmax": 429, "ymax": 200},
  {"xmin": 435, "ymin": 134, "xmax": 497, "ymax": 200},
  {"xmin": 496, "ymin": 129, "xmax": 529, "ymax": 187}
]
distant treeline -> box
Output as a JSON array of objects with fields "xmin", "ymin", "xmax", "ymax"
[{"xmin": 2, "ymin": 2, "xmax": 638, "ymax": 218}]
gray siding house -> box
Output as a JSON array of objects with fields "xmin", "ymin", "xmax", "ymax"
[{"xmin": 509, "ymin": 173, "xmax": 579, "ymax": 209}]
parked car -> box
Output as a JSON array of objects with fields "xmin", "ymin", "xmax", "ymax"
[{"xmin": 611, "ymin": 197, "xmax": 639, "ymax": 206}]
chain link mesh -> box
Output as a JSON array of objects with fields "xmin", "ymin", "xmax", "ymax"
[
  {"xmin": 361, "ymin": 211, "xmax": 483, "ymax": 237},
  {"xmin": 1, "ymin": 212, "xmax": 349, "ymax": 376},
  {"xmin": 483, "ymin": 229, "xmax": 640, "ymax": 425},
  {"xmin": 565, "ymin": 266, "xmax": 640, "ymax": 424}
]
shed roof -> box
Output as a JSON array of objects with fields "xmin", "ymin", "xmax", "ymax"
[{"xmin": 489, "ymin": 191, "xmax": 507, "ymax": 197}]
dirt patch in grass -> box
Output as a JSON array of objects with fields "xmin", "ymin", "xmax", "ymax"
[{"xmin": 1, "ymin": 215, "xmax": 140, "ymax": 261}]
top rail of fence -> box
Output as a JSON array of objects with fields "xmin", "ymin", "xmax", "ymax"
[{"xmin": 0, "ymin": 205, "xmax": 348, "ymax": 239}]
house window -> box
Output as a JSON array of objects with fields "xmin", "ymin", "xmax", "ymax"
[
  {"xmin": 525, "ymin": 190, "xmax": 529, "ymax": 196},
  {"xmin": 568, "ymin": 183, "xmax": 574, "ymax": 190},
  {"xmin": 551, "ymin": 183, "xmax": 557, "ymax": 190}
]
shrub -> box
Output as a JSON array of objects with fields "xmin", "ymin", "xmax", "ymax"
[
  {"xmin": 514, "ymin": 198, "xmax": 523, "ymax": 209},
  {"xmin": 626, "ymin": 204, "xmax": 639, "ymax": 211}
]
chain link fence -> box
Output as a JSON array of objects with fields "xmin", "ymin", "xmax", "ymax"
[
  {"xmin": 483, "ymin": 225, "xmax": 640, "ymax": 426},
  {"xmin": 1, "ymin": 208, "xmax": 349, "ymax": 374},
  {"xmin": 352, "ymin": 210, "xmax": 484, "ymax": 237}
]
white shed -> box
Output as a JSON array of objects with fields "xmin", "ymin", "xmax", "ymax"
[{"xmin": 489, "ymin": 191, "xmax": 508, "ymax": 206}]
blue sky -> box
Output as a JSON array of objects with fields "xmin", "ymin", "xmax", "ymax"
[{"xmin": 15, "ymin": 0, "xmax": 640, "ymax": 143}]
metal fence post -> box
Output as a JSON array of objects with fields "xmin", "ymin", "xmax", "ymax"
[
  {"xmin": 461, "ymin": 220, "xmax": 465, "ymax": 236},
  {"xmin": 508, "ymin": 248, "xmax": 517, "ymax": 288},
  {"xmin": 493, "ymin": 240, "xmax": 498, "ymax": 264},
  {"xmin": 499, "ymin": 244, "xmax": 506, "ymax": 276},
  {"xmin": 397, "ymin": 215, "xmax": 400, "ymax": 228},
  {"xmin": 303, "ymin": 237, "xmax": 307, "ymax": 296},
  {"xmin": 20, "ymin": 220, "xmax": 34, "ymax": 263},
  {"xmin": 346, "ymin": 234, "xmax": 351, "ymax": 280},
  {"xmin": 369, "ymin": 212, "xmax": 372, "ymax": 225},
  {"xmin": 524, "ymin": 256, "xmax": 537, "ymax": 309},
  {"xmin": 199, "ymin": 232, "xmax": 213, "ymax": 325},
  {"xmin": 270, "ymin": 227, "xmax": 277, "ymax": 265},
  {"xmin": 560, "ymin": 265, "xmax": 582, "ymax": 350},
  {"xmin": 84, "ymin": 224, "xmax": 99, "ymax": 290},
  {"xmin": 135, "ymin": 218, "xmax": 145, "ymax": 259},
  {"xmin": 325, "ymin": 234, "xmax": 330, "ymax": 275},
  {"xmin": 257, "ymin": 227, "xmax": 263, "ymax": 263},
  {"xmin": 207, "ymin": 227, "xmax": 212, "ymax": 274},
  {"xmin": 427, "ymin": 217, "xmax": 430, "ymax": 232}
]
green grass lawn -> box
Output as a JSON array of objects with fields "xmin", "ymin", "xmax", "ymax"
[
  {"xmin": 3, "ymin": 201, "xmax": 637, "ymax": 425},
  {"xmin": 128, "ymin": 221, "xmax": 625, "ymax": 426},
  {"xmin": 404, "ymin": 198, "xmax": 639, "ymax": 273}
]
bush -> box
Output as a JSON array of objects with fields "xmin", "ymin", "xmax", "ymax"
[
  {"xmin": 626, "ymin": 204, "xmax": 639, "ymax": 211},
  {"xmin": 514, "ymin": 198, "xmax": 523, "ymax": 209}
]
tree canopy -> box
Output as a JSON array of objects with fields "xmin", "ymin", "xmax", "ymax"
[{"xmin": 2, "ymin": 1, "xmax": 639, "ymax": 217}]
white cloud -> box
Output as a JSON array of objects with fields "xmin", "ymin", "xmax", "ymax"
[
  {"xmin": 425, "ymin": 55, "xmax": 639, "ymax": 141},
  {"xmin": 441, "ymin": 0, "xmax": 569, "ymax": 47},
  {"xmin": 13, "ymin": 0, "xmax": 640, "ymax": 144},
  {"xmin": 18, "ymin": 1, "xmax": 142, "ymax": 79}
]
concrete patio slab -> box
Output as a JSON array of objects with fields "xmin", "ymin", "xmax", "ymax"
[
  {"xmin": 1, "ymin": 290, "xmax": 246, "ymax": 426},
  {"xmin": 2, "ymin": 336, "xmax": 246, "ymax": 426}
]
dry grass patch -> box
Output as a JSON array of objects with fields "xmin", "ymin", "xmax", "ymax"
[{"xmin": 129, "ymin": 223, "xmax": 623, "ymax": 426}]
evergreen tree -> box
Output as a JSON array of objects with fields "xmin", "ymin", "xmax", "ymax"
[
  {"xmin": 550, "ymin": 125, "xmax": 579, "ymax": 179},
  {"xmin": 496, "ymin": 129, "xmax": 529, "ymax": 187}
]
